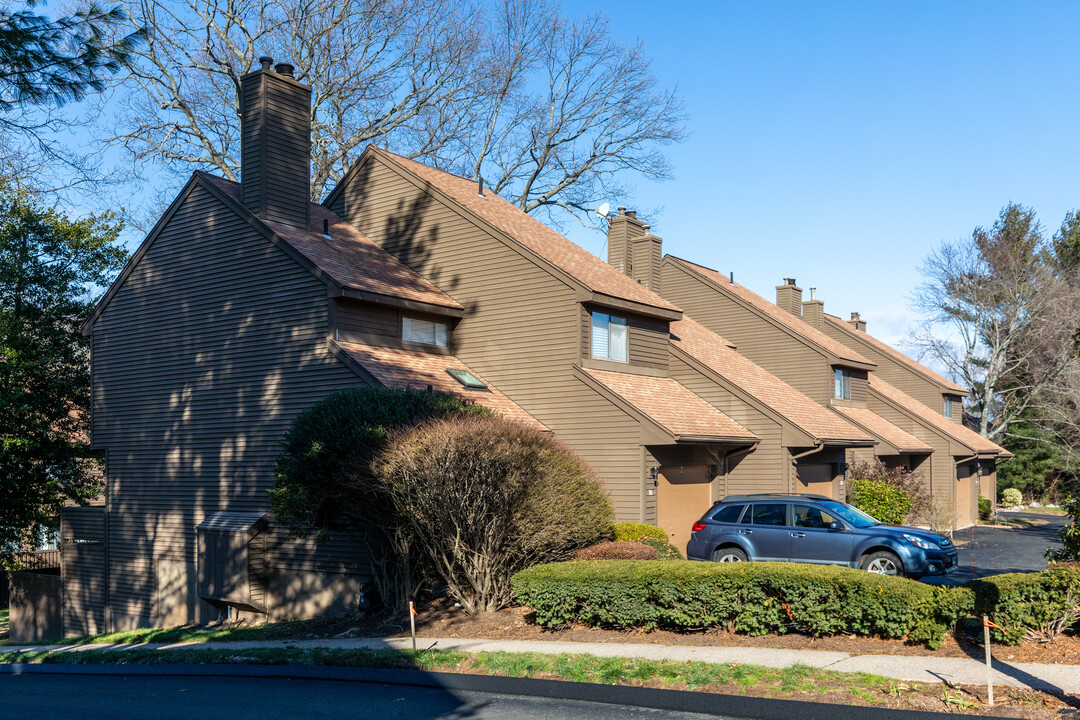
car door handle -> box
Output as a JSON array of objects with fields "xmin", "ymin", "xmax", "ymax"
[
  {"xmin": 737, "ymin": 529, "xmax": 753, "ymax": 535},
  {"xmin": 790, "ymin": 532, "xmax": 806, "ymax": 538}
]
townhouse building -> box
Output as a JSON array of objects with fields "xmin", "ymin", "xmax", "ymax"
[{"xmin": 63, "ymin": 59, "xmax": 1001, "ymax": 633}]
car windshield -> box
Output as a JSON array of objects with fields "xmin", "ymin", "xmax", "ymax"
[{"xmin": 818, "ymin": 500, "xmax": 880, "ymax": 528}]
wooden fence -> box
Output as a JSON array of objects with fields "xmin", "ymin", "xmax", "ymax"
[{"xmin": 1, "ymin": 550, "xmax": 61, "ymax": 609}]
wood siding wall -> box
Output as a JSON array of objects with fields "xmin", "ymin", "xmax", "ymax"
[
  {"xmin": 669, "ymin": 356, "xmax": 785, "ymax": 495},
  {"xmin": 60, "ymin": 507, "xmax": 107, "ymax": 636},
  {"xmin": 660, "ymin": 265, "xmax": 830, "ymax": 403},
  {"xmin": 90, "ymin": 182, "xmax": 364, "ymax": 629},
  {"xmin": 336, "ymin": 157, "xmax": 647, "ymax": 520}
]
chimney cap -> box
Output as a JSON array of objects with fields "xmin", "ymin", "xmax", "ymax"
[
  {"xmin": 259, "ymin": 56, "xmax": 273, "ymax": 71},
  {"xmin": 274, "ymin": 62, "xmax": 295, "ymax": 77},
  {"xmin": 625, "ymin": 209, "xmax": 636, "ymax": 219},
  {"xmin": 784, "ymin": 277, "xmax": 797, "ymax": 286},
  {"xmin": 851, "ymin": 311, "xmax": 861, "ymax": 321}
]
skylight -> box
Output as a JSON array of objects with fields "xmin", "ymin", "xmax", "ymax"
[{"xmin": 446, "ymin": 368, "xmax": 486, "ymax": 389}]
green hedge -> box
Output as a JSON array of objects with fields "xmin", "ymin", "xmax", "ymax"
[
  {"xmin": 965, "ymin": 564, "xmax": 1080, "ymax": 643},
  {"xmin": 512, "ymin": 560, "xmax": 971, "ymax": 648},
  {"xmin": 848, "ymin": 479, "xmax": 912, "ymax": 525}
]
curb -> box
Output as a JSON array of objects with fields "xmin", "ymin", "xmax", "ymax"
[{"xmin": 0, "ymin": 662, "xmax": 960, "ymax": 719}]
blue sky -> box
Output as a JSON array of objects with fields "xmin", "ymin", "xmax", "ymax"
[{"xmin": 559, "ymin": 0, "xmax": 1080, "ymax": 346}]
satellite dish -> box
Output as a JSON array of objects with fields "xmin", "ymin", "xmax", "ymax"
[{"xmin": 596, "ymin": 202, "xmax": 610, "ymax": 218}]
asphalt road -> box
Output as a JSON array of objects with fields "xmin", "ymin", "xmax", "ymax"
[
  {"xmin": 923, "ymin": 511, "xmax": 1067, "ymax": 586},
  {"xmin": 0, "ymin": 674, "xmax": 728, "ymax": 720}
]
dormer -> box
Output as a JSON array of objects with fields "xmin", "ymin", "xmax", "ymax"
[
  {"xmin": 581, "ymin": 304, "xmax": 670, "ymax": 374},
  {"xmin": 831, "ymin": 365, "xmax": 868, "ymax": 408},
  {"xmin": 333, "ymin": 298, "xmax": 459, "ymax": 355},
  {"xmin": 943, "ymin": 394, "xmax": 963, "ymax": 422}
]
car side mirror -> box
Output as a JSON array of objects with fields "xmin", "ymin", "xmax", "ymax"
[{"xmin": 828, "ymin": 521, "xmax": 846, "ymax": 531}]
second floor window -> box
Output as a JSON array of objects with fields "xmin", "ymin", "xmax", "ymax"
[
  {"xmin": 402, "ymin": 316, "xmax": 448, "ymax": 347},
  {"xmin": 834, "ymin": 368, "xmax": 851, "ymax": 400},
  {"xmin": 591, "ymin": 312, "xmax": 628, "ymax": 362},
  {"xmin": 944, "ymin": 397, "xmax": 953, "ymax": 418}
]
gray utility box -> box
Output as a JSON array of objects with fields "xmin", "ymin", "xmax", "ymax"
[{"xmin": 196, "ymin": 511, "xmax": 268, "ymax": 612}]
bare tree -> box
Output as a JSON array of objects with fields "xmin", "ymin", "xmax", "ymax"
[
  {"xmin": 912, "ymin": 203, "xmax": 1080, "ymax": 441},
  {"xmin": 97, "ymin": 0, "xmax": 684, "ymax": 225}
]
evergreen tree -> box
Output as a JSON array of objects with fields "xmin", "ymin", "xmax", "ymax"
[
  {"xmin": 0, "ymin": 0, "xmax": 143, "ymax": 109},
  {"xmin": 0, "ymin": 183, "xmax": 126, "ymax": 559}
]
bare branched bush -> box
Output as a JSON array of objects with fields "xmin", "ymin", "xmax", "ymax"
[{"xmin": 374, "ymin": 415, "xmax": 613, "ymax": 613}]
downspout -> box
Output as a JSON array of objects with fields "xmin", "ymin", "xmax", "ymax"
[{"xmin": 789, "ymin": 442, "xmax": 825, "ymax": 493}]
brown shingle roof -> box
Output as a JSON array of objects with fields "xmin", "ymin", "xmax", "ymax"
[
  {"xmin": 832, "ymin": 406, "xmax": 932, "ymax": 454},
  {"xmin": 670, "ymin": 317, "xmax": 873, "ymax": 444},
  {"xmin": 824, "ymin": 313, "xmax": 968, "ymax": 394},
  {"xmin": 668, "ymin": 257, "xmax": 874, "ymax": 367},
  {"xmin": 580, "ymin": 367, "xmax": 757, "ymax": 441},
  {"xmin": 202, "ymin": 173, "xmax": 462, "ymax": 311},
  {"xmin": 370, "ymin": 147, "xmax": 680, "ymax": 314},
  {"xmin": 869, "ymin": 376, "xmax": 1009, "ymax": 457},
  {"xmin": 333, "ymin": 340, "xmax": 545, "ymax": 430}
]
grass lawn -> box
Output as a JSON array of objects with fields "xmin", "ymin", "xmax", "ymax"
[{"xmin": 0, "ymin": 609, "xmax": 7, "ymax": 638}]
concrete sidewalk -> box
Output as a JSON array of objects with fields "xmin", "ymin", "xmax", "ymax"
[{"xmin": 2, "ymin": 636, "xmax": 1077, "ymax": 695}]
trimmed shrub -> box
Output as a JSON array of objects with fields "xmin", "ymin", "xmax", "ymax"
[
  {"xmin": 612, "ymin": 523, "xmax": 682, "ymax": 559},
  {"xmin": 270, "ymin": 386, "xmax": 488, "ymax": 538},
  {"xmin": 1001, "ymin": 487, "xmax": 1023, "ymax": 507},
  {"xmin": 575, "ymin": 541, "xmax": 658, "ymax": 561},
  {"xmin": 374, "ymin": 415, "xmax": 613, "ymax": 613},
  {"xmin": 966, "ymin": 564, "xmax": 1080, "ymax": 643},
  {"xmin": 978, "ymin": 496, "xmax": 992, "ymax": 522},
  {"xmin": 848, "ymin": 479, "xmax": 912, "ymax": 525},
  {"xmin": 512, "ymin": 560, "xmax": 972, "ymax": 648},
  {"xmin": 613, "ymin": 522, "xmax": 668, "ymax": 543}
]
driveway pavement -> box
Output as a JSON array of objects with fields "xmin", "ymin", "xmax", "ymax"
[{"xmin": 922, "ymin": 511, "xmax": 1067, "ymax": 586}]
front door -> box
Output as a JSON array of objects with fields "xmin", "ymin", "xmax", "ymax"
[
  {"xmin": 657, "ymin": 465, "xmax": 713, "ymax": 554},
  {"xmin": 956, "ymin": 464, "xmax": 976, "ymax": 528},
  {"xmin": 796, "ymin": 463, "xmax": 835, "ymax": 499}
]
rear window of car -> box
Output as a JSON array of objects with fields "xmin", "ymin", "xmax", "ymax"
[
  {"xmin": 712, "ymin": 504, "xmax": 746, "ymax": 523},
  {"xmin": 749, "ymin": 503, "xmax": 788, "ymax": 526}
]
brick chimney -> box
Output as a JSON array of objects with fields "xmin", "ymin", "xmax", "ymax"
[
  {"xmin": 775, "ymin": 278, "xmax": 802, "ymax": 317},
  {"xmin": 801, "ymin": 288, "xmax": 824, "ymax": 330},
  {"xmin": 607, "ymin": 207, "xmax": 662, "ymax": 292},
  {"xmin": 847, "ymin": 312, "xmax": 867, "ymax": 332},
  {"xmin": 240, "ymin": 56, "xmax": 311, "ymax": 229}
]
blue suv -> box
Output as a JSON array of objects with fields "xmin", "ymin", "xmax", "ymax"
[{"xmin": 686, "ymin": 493, "xmax": 957, "ymax": 579}]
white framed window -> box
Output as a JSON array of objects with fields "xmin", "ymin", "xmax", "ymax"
[
  {"xmin": 944, "ymin": 397, "xmax": 953, "ymax": 418},
  {"xmin": 834, "ymin": 368, "xmax": 850, "ymax": 400},
  {"xmin": 591, "ymin": 312, "xmax": 628, "ymax": 362},
  {"xmin": 402, "ymin": 316, "xmax": 448, "ymax": 347}
]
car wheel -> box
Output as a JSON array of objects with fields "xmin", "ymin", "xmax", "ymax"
[
  {"xmin": 861, "ymin": 551, "xmax": 902, "ymax": 576},
  {"xmin": 713, "ymin": 547, "xmax": 748, "ymax": 563}
]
